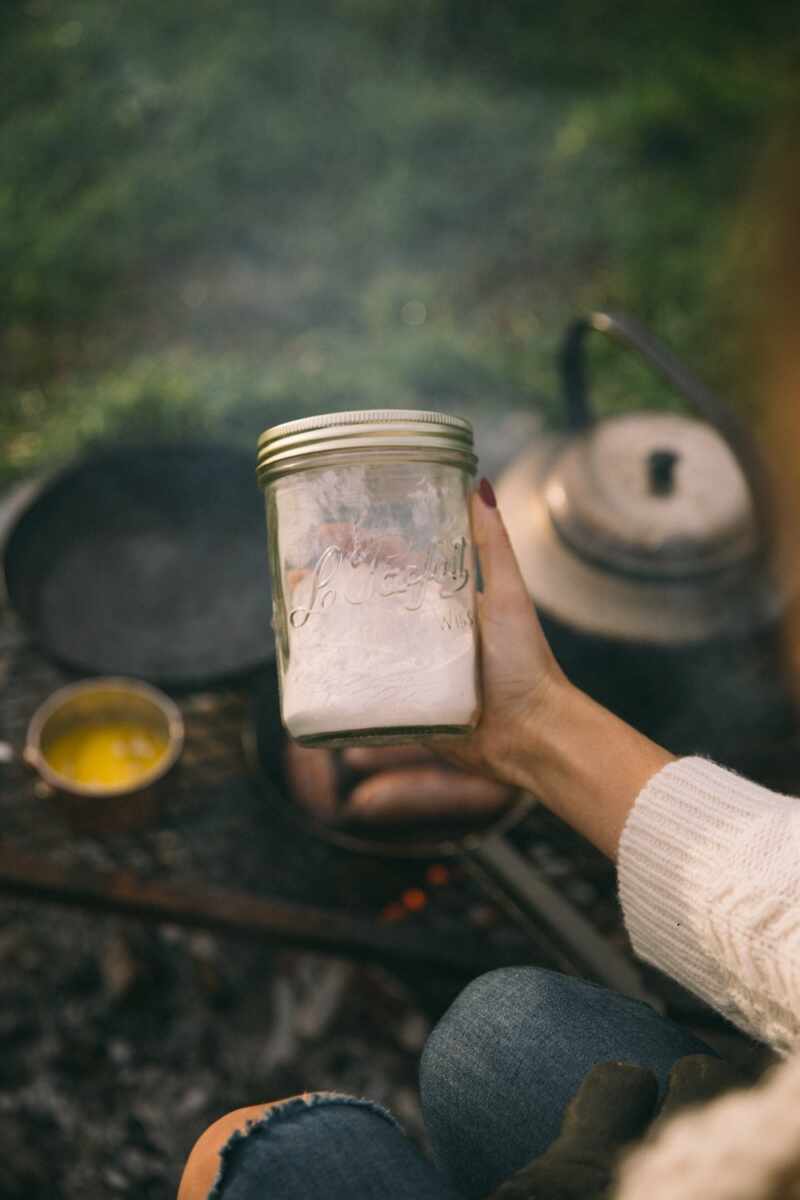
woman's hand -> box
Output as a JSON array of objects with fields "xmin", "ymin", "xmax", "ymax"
[
  {"xmin": 427, "ymin": 479, "xmax": 568, "ymax": 785},
  {"xmin": 431, "ymin": 480, "xmax": 674, "ymax": 859},
  {"xmin": 488, "ymin": 1056, "xmax": 744, "ymax": 1200}
]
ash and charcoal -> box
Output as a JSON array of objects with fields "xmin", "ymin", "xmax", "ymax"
[
  {"xmin": 0, "ymin": 901, "xmax": 436, "ymax": 1199},
  {"xmin": 0, "ymin": 613, "xmax": 624, "ymax": 1198}
]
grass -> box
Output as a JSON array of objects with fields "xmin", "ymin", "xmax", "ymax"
[{"xmin": 1, "ymin": 0, "xmax": 798, "ymax": 484}]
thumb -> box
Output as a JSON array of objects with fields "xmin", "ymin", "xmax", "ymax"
[
  {"xmin": 471, "ymin": 480, "xmax": 534, "ymax": 622},
  {"xmin": 557, "ymin": 1062, "xmax": 659, "ymax": 1153}
]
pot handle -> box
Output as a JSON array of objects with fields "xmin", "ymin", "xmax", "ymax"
[
  {"xmin": 465, "ymin": 829, "xmax": 662, "ymax": 1007},
  {"xmin": 560, "ymin": 310, "xmax": 773, "ymax": 555}
]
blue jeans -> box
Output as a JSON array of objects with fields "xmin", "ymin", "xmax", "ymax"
[{"xmin": 210, "ymin": 967, "xmax": 711, "ymax": 1199}]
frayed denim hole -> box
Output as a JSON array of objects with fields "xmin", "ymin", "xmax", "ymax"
[{"xmin": 208, "ymin": 1092, "xmax": 404, "ymax": 1199}]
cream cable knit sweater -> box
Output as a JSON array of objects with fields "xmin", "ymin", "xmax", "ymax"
[{"xmin": 614, "ymin": 756, "xmax": 800, "ymax": 1200}]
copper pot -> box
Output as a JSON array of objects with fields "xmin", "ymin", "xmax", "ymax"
[{"xmin": 24, "ymin": 678, "xmax": 184, "ymax": 833}]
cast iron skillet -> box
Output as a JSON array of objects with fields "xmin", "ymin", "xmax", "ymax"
[
  {"xmin": 2, "ymin": 443, "xmax": 273, "ymax": 688},
  {"xmin": 244, "ymin": 669, "xmax": 658, "ymax": 1003}
]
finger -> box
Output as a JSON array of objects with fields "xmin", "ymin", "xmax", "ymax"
[
  {"xmin": 558, "ymin": 1062, "xmax": 659, "ymax": 1151},
  {"xmin": 470, "ymin": 485, "xmax": 536, "ymax": 620},
  {"xmin": 286, "ymin": 566, "xmax": 310, "ymax": 592},
  {"xmin": 288, "ymin": 526, "xmax": 412, "ymax": 575},
  {"xmin": 470, "ymin": 488, "xmax": 555, "ymax": 677},
  {"xmin": 341, "ymin": 745, "xmax": 435, "ymax": 772},
  {"xmin": 346, "ymin": 767, "xmax": 513, "ymax": 823},
  {"xmin": 313, "ymin": 524, "xmax": 410, "ymax": 561},
  {"xmin": 284, "ymin": 743, "xmax": 340, "ymax": 821},
  {"xmin": 658, "ymin": 1055, "xmax": 746, "ymax": 1122},
  {"xmin": 421, "ymin": 731, "xmax": 482, "ymax": 778}
]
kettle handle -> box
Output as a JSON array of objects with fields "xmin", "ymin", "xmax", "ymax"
[{"xmin": 560, "ymin": 310, "xmax": 773, "ymax": 555}]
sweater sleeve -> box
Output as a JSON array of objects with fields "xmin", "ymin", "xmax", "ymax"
[{"xmin": 618, "ymin": 757, "xmax": 800, "ymax": 1054}]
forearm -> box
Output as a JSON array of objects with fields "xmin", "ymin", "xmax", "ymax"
[
  {"xmin": 496, "ymin": 680, "xmax": 675, "ymax": 860},
  {"xmin": 490, "ymin": 683, "xmax": 800, "ymax": 1048},
  {"xmin": 619, "ymin": 756, "xmax": 800, "ymax": 1050}
]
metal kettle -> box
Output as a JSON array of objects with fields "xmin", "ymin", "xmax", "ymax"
[{"xmin": 497, "ymin": 311, "xmax": 793, "ymax": 760}]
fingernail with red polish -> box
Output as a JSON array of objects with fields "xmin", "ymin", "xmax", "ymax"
[{"xmin": 478, "ymin": 478, "xmax": 497, "ymax": 508}]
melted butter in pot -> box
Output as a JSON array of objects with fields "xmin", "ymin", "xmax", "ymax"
[{"xmin": 45, "ymin": 722, "xmax": 168, "ymax": 789}]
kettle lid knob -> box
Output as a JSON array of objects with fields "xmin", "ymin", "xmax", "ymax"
[{"xmin": 648, "ymin": 447, "xmax": 679, "ymax": 496}]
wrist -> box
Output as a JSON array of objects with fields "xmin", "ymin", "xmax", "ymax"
[
  {"xmin": 483, "ymin": 672, "xmax": 576, "ymax": 792},
  {"xmin": 497, "ymin": 678, "xmax": 674, "ymax": 859},
  {"xmin": 502, "ymin": 674, "xmax": 581, "ymax": 794}
]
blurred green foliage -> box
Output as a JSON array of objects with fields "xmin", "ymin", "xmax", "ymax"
[{"xmin": 1, "ymin": 0, "xmax": 798, "ymax": 482}]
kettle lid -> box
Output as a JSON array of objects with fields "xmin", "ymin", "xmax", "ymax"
[
  {"xmin": 546, "ymin": 411, "xmax": 757, "ymax": 580},
  {"xmin": 497, "ymin": 426, "xmax": 779, "ymax": 645}
]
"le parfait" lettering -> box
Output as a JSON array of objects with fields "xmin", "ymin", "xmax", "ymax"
[{"xmin": 289, "ymin": 535, "xmax": 471, "ymax": 628}]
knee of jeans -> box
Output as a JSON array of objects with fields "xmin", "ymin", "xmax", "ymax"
[
  {"xmin": 420, "ymin": 967, "xmax": 563, "ymax": 1111},
  {"xmin": 179, "ymin": 1093, "xmax": 348, "ymax": 1200}
]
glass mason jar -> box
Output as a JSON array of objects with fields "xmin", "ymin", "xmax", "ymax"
[{"xmin": 257, "ymin": 410, "xmax": 481, "ymax": 747}]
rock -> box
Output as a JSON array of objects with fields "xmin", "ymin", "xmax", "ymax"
[
  {"xmin": 118, "ymin": 1145, "xmax": 163, "ymax": 1183},
  {"xmin": 293, "ymin": 960, "xmax": 352, "ymax": 1039},
  {"xmin": 177, "ymin": 1085, "xmax": 211, "ymax": 1117},
  {"xmin": 101, "ymin": 933, "xmax": 141, "ymax": 1002},
  {"xmin": 108, "ymin": 1039, "xmax": 133, "ymax": 1066},
  {"xmin": 396, "ymin": 1011, "xmax": 430, "ymax": 1054},
  {"xmin": 188, "ymin": 932, "xmax": 217, "ymax": 963},
  {"xmin": 103, "ymin": 1166, "xmax": 129, "ymax": 1191}
]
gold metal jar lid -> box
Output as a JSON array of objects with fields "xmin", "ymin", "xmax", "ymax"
[{"xmin": 257, "ymin": 409, "xmax": 476, "ymax": 486}]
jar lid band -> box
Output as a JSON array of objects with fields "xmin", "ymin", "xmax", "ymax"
[{"xmin": 257, "ymin": 409, "xmax": 476, "ymax": 485}]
